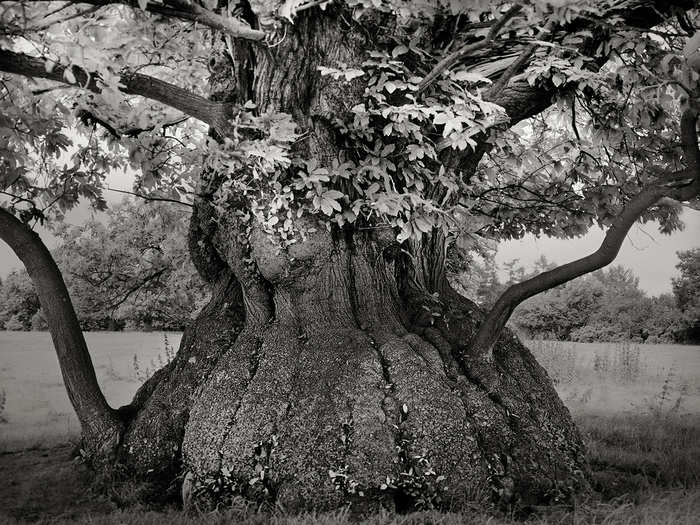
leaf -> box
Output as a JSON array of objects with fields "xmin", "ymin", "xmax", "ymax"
[
  {"xmin": 413, "ymin": 215, "xmax": 432, "ymax": 233},
  {"xmin": 392, "ymin": 45, "xmax": 409, "ymax": 57},
  {"xmin": 322, "ymin": 189, "xmax": 345, "ymax": 200},
  {"xmin": 63, "ymin": 67, "xmax": 76, "ymax": 84},
  {"xmin": 397, "ymin": 222, "xmax": 413, "ymax": 242},
  {"xmin": 318, "ymin": 65, "xmax": 364, "ymax": 81},
  {"xmin": 451, "ymin": 71, "xmax": 491, "ymax": 84},
  {"xmin": 343, "ymin": 69, "xmax": 365, "ymax": 81},
  {"xmin": 278, "ymin": 0, "xmax": 303, "ymax": 21}
]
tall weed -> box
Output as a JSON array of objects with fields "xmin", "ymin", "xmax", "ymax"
[
  {"xmin": 0, "ymin": 387, "xmax": 6, "ymax": 424},
  {"xmin": 639, "ymin": 365, "xmax": 689, "ymax": 418},
  {"xmin": 612, "ymin": 341, "xmax": 643, "ymax": 383},
  {"xmin": 132, "ymin": 334, "xmax": 177, "ymax": 383}
]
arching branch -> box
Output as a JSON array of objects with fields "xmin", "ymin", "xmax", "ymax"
[
  {"xmin": 0, "ymin": 48, "xmax": 239, "ymax": 132},
  {"xmin": 470, "ymin": 109, "xmax": 700, "ymax": 360},
  {"xmin": 108, "ymin": 187, "xmax": 194, "ymax": 207}
]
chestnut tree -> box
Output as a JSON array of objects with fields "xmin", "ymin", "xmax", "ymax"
[{"xmin": 1, "ymin": 0, "xmax": 700, "ymax": 512}]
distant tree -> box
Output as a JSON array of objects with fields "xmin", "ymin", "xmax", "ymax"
[
  {"xmin": 510, "ymin": 265, "xmax": 685, "ymax": 342},
  {"xmin": 0, "ymin": 200, "xmax": 208, "ymax": 331},
  {"xmin": 0, "ymin": 269, "xmax": 38, "ymax": 330},
  {"xmin": 641, "ymin": 293, "xmax": 687, "ymax": 343},
  {"xmin": 52, "ymin": 199, "xmax": 209, "ymax": 331},
  {"xmin": 30, "ymin": 308, "xmax": 48, "ymax": 331},
  {"xmin": 673, "ymin": 248, "xmax": 700, "ymax": 342},
  {"xmin": 449, "ymin": 253, "xmax": 557, "ymax": 310}
]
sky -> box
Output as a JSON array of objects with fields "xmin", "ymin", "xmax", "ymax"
[
  {"xmin": 497, "ymin": 208, "xmax": 700, "ymax": 295},
  {"xmin": 1, "ymin": 170, "xmax": 699, "ymax": 296}
]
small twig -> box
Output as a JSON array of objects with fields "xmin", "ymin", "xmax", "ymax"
[
  {"xmin": 28, "ymin": 5, "xmax": 101, "ymax": 32},
  {"xmin": 107, "ymin": 187, "xmax": 194, "ymax": 208},
  {"xmin": 40, "ymin": 1, "xmax": 79, "ymax": 20},
  {"xmin": 571, "ymin": 95, "xmax": 581, "ymax": 141}
]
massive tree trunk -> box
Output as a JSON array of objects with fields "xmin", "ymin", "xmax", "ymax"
[{"xmin": 115, "ymin": 8, "xmax": 589, "ymax": 512}]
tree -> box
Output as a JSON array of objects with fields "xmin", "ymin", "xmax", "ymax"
[
  {"xmin": 508, "ymin": 264, "xmax": 685, "ymax": 342},
  {"xmin": 2, "ymin": 0, "xmax": 700, "ymax": 512},
  {"xmin": 0, "ymin": 200, "xmax": 207, "ymax": 331},
  {"xmin": 52, "ymin": 199, "xmax": 209, "ymax": 330},
  {"xmin": 673, "ymin": 247, "xmax": 700, "ymax": 342},
  {"xmin": 0, "ymin": 269, "xmax": 39, "ymax": 330}
]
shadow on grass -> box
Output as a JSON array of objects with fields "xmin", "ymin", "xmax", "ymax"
[{"xmin": 1, "ymin": 413, "xmax": 699, "ymax": 524}]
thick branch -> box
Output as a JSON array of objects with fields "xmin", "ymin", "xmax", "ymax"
[
  {"xmin": 15, "ymin": 0, "xmax": 266, "ymax": 41},
  {"xmin": 470, "ymin": 110, "xmax": 700, "ymax": 360},
  {"xmin": 0, "ymin": 48, "xmax": 238, "ymax": 132},
  {"xmin": 0, "ymin": 206, "xmax": 123, "ymax": 454},
  {"xmin": 448, "ymin": 0, "xmax": 698, "ymax": 173},
  {"xmin": 417, "ymin": 5, "xmax": 523, "ymax": 94}
]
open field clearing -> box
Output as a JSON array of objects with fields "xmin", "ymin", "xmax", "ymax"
[
  {"xmin": 528, "ymin": 340, "xmax": 700, "ymax": 416},
  {"xmin": 0, "ymin": 332, "xmax": 182, "ymax": 452},
  {"xmin": 0, "ymin": 334, "xmax": 699, "ymax": 523}
]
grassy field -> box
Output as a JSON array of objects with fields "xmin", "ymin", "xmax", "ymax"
[
  {"xmin": 0, "ymin": 334, "xmax": 699, "ymax": 523},
  {"xmin": 0, "ymin": 331, "xmax": 181, "ymax": 452}
]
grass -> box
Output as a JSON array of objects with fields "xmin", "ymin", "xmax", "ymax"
[
  {"xmin": 528, "ymin": 340, "xmax": 700, "ymax": 416},
  {"xmin": 0, "ymin": 331, "xmax": 182, "ymax": 452},
  {"xmin": 1, "ymin": 335, "xmax": 699, "ymax": 523},
  {"xmin": 0, "ymin": 387, "xmax": 7, "ymax": 424},
  {"xmin": 4, "ymin": 489, "xmax": 699, "ymax": 524}
]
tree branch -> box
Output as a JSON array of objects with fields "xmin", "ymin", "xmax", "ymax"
[
  {"xmin": 0, "ymin": 205, "xmax": 124, "ymax": 455},
  {"xmin": 448, "ymin": 0, "xmax": 698, "ymax": 174},
  {"xmin": 108, "ymin": 267, "xmax": 167, "ymax": 312},
  {"xmin": 77, "ymin": 109, "xmax": 190, "ymax": 139},
  {"xmin": 16, "ymin": 0, "xmax": 267, "ymax": 41},
  {"xmin": 0, "ymin": 48, "xmax": 239, "ymax": 132},
  {"xmin": 470, "ymin": 109, "xmax": 700, "ymax": 360},
  {"xmin": 108, "ymin": 187, "xmax": 194, "ymax": 207},
  {"xmin": 417, "ymin": 5, "xmax": 523, "ymax": 94}
]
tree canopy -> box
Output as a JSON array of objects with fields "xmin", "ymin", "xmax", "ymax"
[{"xmin": 2, "ymin": 1, "xmax": 699, "ymax": 246}]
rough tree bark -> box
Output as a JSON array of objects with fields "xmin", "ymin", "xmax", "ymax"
[{"xmin": 115, "ymin": 9, "xmax": 590, "ymax": 512}]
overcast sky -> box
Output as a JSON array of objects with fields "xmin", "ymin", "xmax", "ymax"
[
  {"xmin": 1, "ymin": 169, "xmax": 698, "ymax": 296},
  {"xmin": 497, "ymin": 208, "xmax": 700, "ymax": 295}
]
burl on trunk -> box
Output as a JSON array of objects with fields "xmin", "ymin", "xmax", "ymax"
[{"xmin": 118, "ymin": 8, "xmax": 588, "ymax": 512}]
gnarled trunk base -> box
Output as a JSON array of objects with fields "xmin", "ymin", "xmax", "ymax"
[{"xmin": 118, "ymin": 231, "xmax": 589, "ymax": 513}]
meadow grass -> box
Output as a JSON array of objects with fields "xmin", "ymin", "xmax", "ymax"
[
  {"xmin": 1, "ymin": 335, "xmax": 699, "ymax": 523},
  {"xmin": 7, "ymin": 489, "xmax": 699, "ymax": 525}
]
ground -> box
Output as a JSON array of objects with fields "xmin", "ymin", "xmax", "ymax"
[{"xmin": 0, "ymin": 333, "xmax": 699, "ymax": 523}]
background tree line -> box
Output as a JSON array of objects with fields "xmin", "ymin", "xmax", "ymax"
[
  {"xmin": 2, "ymin": 200, "xmax": 697, "ymax": 344},
  {"xmin": 449, "ymin": 249, "xmax": 700, "ymax": 344},
  {"xmin": 0, "ymin": 199, "xmax": 208, "ymax": 332}
]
